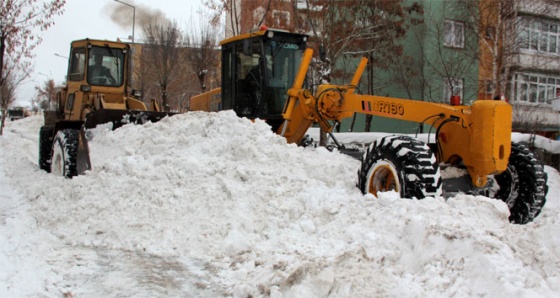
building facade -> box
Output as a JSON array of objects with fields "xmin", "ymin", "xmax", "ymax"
[
  {"xmin": 505, "ymin": 0, "xmax": 560, "ymax": 136},
  {"xmin": 342, "ymin": 0, "xmax": 480, "ymax": 133}
]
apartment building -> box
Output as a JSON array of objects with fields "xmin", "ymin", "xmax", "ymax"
[{"xmin": 505, "ymin": 0, "xmax": 560, "ymax": 136}]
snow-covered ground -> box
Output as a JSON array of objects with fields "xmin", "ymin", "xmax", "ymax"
[{"xmin": 1, "ymin": 112, "xmax": 559, "ymax": 297}]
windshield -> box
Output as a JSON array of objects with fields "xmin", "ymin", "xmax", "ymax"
[
  {"xmin": 87, "ymin": 46, "xmax": 125, "ymax": 87},
  {"xmin": 263, "ymin": 37, "xmax": 303, "ymax": 115}
]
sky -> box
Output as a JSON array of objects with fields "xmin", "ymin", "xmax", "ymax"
[
  {"xmin": 16, "ymin": 0, "xmax": 208, "ymax": 107},
  {"xmin": 1, "ymin": 112, "xmax": 560, "ymax": 297}
]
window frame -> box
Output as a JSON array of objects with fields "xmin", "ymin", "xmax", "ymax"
[
  {"xmin": 86, "ymin": 46, "xmax": 125, "ymax": 87},
  {"xmin": 511, "ymin": 72, "xmax": 560, "ymax": 105},
  {"xmin": 444, "ymin": 19, "xmax": 465, "ymax": 49},
  {"xmin": 272, "ymin": 10, "xmax": 291, "ymax": 27},
  {"xmin": 68, "ymin": 47, "xmax": 86, "ymax": 82},
  {"xmin": 519, "ymin": 17, "xmax": 560, "ymax": 55}
]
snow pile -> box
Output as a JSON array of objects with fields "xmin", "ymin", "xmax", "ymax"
[{"xmin": 1, "ymin": 112, "xmax": 559, "ymax": 297}]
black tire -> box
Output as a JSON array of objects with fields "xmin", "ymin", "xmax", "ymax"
[
  {"xmin": 38, "ymin": 126, "xmax": 54, "ymax": 172},
  {"xmin": 357, "ymin": 135, "xmax": 442, "ymax": 199},
  {"xmin": 50, "ymin": 129, "xmax": 80, "ymax": 178},
  {"xmin": 494, "ymin": 142, "xmax": 548, "ymax": 224}
]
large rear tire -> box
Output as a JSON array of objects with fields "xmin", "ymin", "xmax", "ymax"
[
  {"xmin": 50, "ymin": 129, "xmax": 80, "ymax": 178},
  {"xmin": 494, "ymin": 142, "xmax": 548, "ymax": 224},
  {"xmin": 39, "ymin": 126, "xmax": 54, "ymax": 172},
  {"xmin": 358, "ymin": 135, "xmax": 442, "ymax": 199}
]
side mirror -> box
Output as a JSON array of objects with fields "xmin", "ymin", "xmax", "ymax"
[{"xmin": 131, "ymin": 89, "xmax": 142, "ymax": 98}]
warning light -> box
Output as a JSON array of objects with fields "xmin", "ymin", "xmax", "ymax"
[{"xmin": 450, "ymin": 95, "xmax": 461, "ymax": 106}]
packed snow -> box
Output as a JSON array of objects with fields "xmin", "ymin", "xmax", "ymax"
[{"xmin": 1, "ymin": 111, "xmax": 559, "ymax": 297}]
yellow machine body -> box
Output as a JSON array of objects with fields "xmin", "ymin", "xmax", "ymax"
[{"xmin": 192, "ymin": 31, "xmax": 514, "ymax": 189}]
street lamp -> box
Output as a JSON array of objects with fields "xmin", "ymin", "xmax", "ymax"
[
  {"xmin": 54, "ymin": 53, "xmax": 68, "ymax": 59},
  {"xmin": 114, "ymin": 0, "xmax": 135, "ymax": 43}
]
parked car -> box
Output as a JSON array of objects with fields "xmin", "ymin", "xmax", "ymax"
[{"xmin": 7, "ymin": 108, "xmax": 27, "ymax": 121}]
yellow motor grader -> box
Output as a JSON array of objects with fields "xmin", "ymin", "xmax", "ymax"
[
  {"xmin": 38, "ymin": 39, "xmax": 173, "ymax": 178},
  {"xmin": 191, "ymin": 28, "xmax": 548, "ymax": 224}
]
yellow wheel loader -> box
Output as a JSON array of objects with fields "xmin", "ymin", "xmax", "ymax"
[
  {"xmin": 191, "ymin": 28, "xmax": 548, "ymax": 224},
  {"xmin": 38, "ymin": 39, "xmax": 174, "ymax": 178}
]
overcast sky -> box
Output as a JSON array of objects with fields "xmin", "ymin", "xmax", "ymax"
[{"xmin": 16, "ymin": 0, "xmax": 208, "ymax": 107}]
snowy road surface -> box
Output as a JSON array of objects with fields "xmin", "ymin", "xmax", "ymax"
[{"xmin": 1, "ymin": 112, "xmax": 559, "ymax": 297}]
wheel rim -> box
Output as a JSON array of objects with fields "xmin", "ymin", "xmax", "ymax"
[{"xmin": 367, "ymin": 161, "xmax": 400, "ymax": 197}]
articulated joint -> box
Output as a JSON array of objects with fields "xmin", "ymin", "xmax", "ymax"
[{"xmin": 317, "ymin": 88, "xmax": 344, "ymax": 120}]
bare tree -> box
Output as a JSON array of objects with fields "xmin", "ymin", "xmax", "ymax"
[
  {"xmin": 453, "ymin": 0, "xmax": 514, "ymax": 99},
  {"xmin": 142, "ymin": 19, "xmax": 184, "ymax": 112},
  {"xmin": 0, "ymin": 0, "xmax": 65, "ymax": 89},
  {"xmin": 0, "ymin": 63, "xmax": 27, "ymax": 135},
  {"xmin": 185, "ymin": 19, "xmax": 221, "ymax": 93},
  {"xmin": 203, "ymin": 0, "xmax": 294, "ymax": 37},
  {"xmin": 203, "ymin": 0, "xmax": 420, "ymax": 137},
  {"xmin": 33, "ymin": 78, "xmax": 57, "ymax": 111},
  {"xmin": 406, "ymin": 7, "xmax": 481, "ymax": 105},
  {"xmin": 132, "ymin": 44, "xmax": 159, "ymax": 108},
  {"xmin": 298, "ymin": 0, "xmax": 422, "ymax": 138},
  {"xmin": 203, "ymin": 0, "xmax": 243, "ymax": 36}
]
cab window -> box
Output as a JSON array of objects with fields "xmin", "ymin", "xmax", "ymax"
[
  {"xmin": 68, "ymin": 48, "xmax": 86, "ymax": 81},
  {"xmin": 87, "ymin": 46, "xmax": 125, "ymax": 86}
]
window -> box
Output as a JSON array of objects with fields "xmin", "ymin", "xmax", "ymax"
[
  {"xmin": 485, "ymin": 80, "xmax": 495, "ymax": 94},
  {"xmin": 485, "ymin": 26, "xmax": 495, "ymax": 40},
  {"xmin": 221, "ymin": 46, "xmax": 234, "ymax": 110},
  {"xmin": 272, "ymin": 10, "xmax": 290, "ymax": 27},
  {"xmin": 235, "ymin": 39, "xmax": 262, "ymax": 117},
  {"xmin": 511, "ymin": 73, "xmax": 560, "ymax": 105},
  {"xmin": 444, "ymin": 19, "xmax": 464, "ymax": 48},
  {"xmin": 68, "ymin": 48, "xmax": 86, "ymax": 81},
  {"xmin": 519, "ymin": 18, "xmax": 560, "ymax": 55},
  {"xmin": 87, "ymin": 46, "xmax": 125, "ymax": 87},
  {"xmin": 443, "ymin": 78, "xmax": 464, "ymax": 101}
]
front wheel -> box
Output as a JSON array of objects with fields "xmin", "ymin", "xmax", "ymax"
[
  {"xmin": 38, "ymin": 126, "xmax": 54, "ymax": 172},
  {"xmin": 50, "ymin": 129, "xmax": 80, "ymax": 178},
  {"xmin": 357, "ymin": 135, "xmax": 442, "ymax": 199},
  {"xmin": 493, "ymin": 142, "xmax": 548, "ymax": 224}
]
